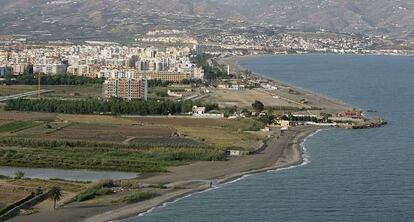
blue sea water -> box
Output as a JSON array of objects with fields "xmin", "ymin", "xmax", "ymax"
[{"xmin": 124, "ymin": 55, "xmax": 414, "ymax": 222}]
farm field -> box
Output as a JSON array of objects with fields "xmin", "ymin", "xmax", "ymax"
[
  {"xmin": 0, "ymin": 121, "xmax": 41, "ymax": 133},
  {"xmin": 134, "ymin": 117, "xmax": 265, "ymax": 149},
  {"xmin": 0, "ymin": 109, "xmax": 266, "ymax": 172},
  {"xmin": 0, "ymin": 111, "xmax": 58, "ymax": 121},
  {"xmin": 42, "ymin": 85, "xmax": 103, "ymax": 98},
  {"xmin": 0, "ymin": 85, "xmax": 37, "ymax": 96},
  {"xmin": 42, "ymin": 123, "xmax": 175, "ymax": 142}
]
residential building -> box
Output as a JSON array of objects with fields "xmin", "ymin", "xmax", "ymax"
[
  {"xmin": 103, "ymin": 78, "xmax": 148, "ymax": 100},
  {"xmin": 135, "ymin": 71, "xmax": 191, "ymax": 82}
]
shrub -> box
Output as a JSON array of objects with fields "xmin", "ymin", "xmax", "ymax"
[
  {"xmin": 119, "ymin": 192, "xmax": 159, "ymax": 204},
  {"xmin": 14, "ymin": 171, "xmax": 25, "ymax": 179}
]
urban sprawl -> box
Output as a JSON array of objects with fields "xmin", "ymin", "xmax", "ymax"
[{"xmin": 0, "ymin": 43, "xmax": 204, "ymax": 100}]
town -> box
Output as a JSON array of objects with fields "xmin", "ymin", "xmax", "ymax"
[
  {"xmin": 0, "ymin": 20, "xmax": 390, "ymax": 222},
  {"xmin": 0, "ymin": 1, "xmax": 409, "ymax": 221},
  {"xmin": 0, "ymin": 39, "xmax": 386, "ymax": 134}
]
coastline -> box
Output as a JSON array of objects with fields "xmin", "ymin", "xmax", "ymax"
[
  {"xmin": 221, "ymin": 54, "xmax": 355, "ymax": 111},
  {"xmin": 9, "ymin": 54, "xmax": 351, "ymax": 222},
  {"xmin": 86, "ymin": 126, "xmax": 321, "ymax": 222},
  {"xmin": 89, "ymin": 54, "xmax": 358, "ymax": 222}
]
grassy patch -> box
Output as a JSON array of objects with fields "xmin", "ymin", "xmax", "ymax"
[
  {"xmin": 118, "ymin": 192, "xmax": 159, "ymax": 204},
  {"xmin": 0, "ymin": 85, "xmax": 36, "ymax": 96},
  {"xmin": 130, "ymin": 137, "xmax": 203, "ymax": 146},
  {"xmin": 0, "ymin": 121, "xmax": 40, "ymax": 133},
  {"xmin": 75, "ymin": 180, "xmax": 114, "ymax": 202}
]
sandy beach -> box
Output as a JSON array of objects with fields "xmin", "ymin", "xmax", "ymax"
[{"xmin": 220, "ymin": 55, "xmax": 354, "ymax": 113}]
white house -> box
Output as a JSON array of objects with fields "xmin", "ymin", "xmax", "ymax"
[{"xmin": 192, "ymin": 106, "xmax": 206, "ymax": 116}]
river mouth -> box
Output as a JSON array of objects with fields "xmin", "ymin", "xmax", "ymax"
[{"xmin": 0, "ymin": 166, "xmax": 139, "ymax": 182}]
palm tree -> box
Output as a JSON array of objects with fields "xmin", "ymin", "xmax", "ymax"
[{"xmin": 48, "ymin": 186, "xmax": 63, "ymax": 209}]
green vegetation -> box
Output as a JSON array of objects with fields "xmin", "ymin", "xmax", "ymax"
[
  {"xmin": 148, "ymin": 79, "xmax": 202, "ymax": 87},
  {"xmin": 258, "ymin": 115, "xmax": 275, "ymax": 125},
  {"xmin": 14, "ymin": 171, "xmax": 25, "ymax": 179},
  {"xmin": 244, "ymin": 120, "xmax": 265, "ymax": 131},
  {"xmin": 151, "ymin": 87, "xmax": 168, "ymax": 98},
  {"xmin": 252, "ymin": 100, "xmax": 265, "ymax": 112},
  {"xmin": 118, "ymin": 192, "xmax": 159, "ymax": 204},
  {"xmin": 191, "ymin": 54, "xmax": 229, "ymax": 80},
  {"xmin": 0, "ymin": 137, "xmax": 227, "ymax": 172},
  {"xmin": 48, "ymin": 186, "xmax": 63, "ymax": 209},
  {"xmin": 75, "ymin": 180, "xmax": 114, "ymax": 202},
  {"xmin": 0, "ymin": 137, "xmax": 210, "ymax": 149},
  {"xmin": 282, "ymin": 114, "xmax": 318, "ymax": 122},
  {"xmin": 0, "ymin": 121, "xmax": 40, "ymax": 133},
  {"xmin": 1, "ymin": 74, "xmax": 105, "ymax": 85},
  {"xmin": 5, "ymin": 98, "xmax": 219, "ymax": 115},
  {"xmin": 148, "ymin": 79, "xmax": 174, "ymax": 87}
]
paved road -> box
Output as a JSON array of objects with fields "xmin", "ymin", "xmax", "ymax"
[{"xmin": 0, "ymin": 90, "xmax": 54, "ymax": 102}]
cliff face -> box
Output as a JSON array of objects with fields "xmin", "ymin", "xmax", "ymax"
[{"xmin": 0, "ymin": 0, "xmax": 412, "ymax": 40}]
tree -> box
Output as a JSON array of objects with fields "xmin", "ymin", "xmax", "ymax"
[
  {"xmin": 49, "ymin": 186, "xmax": 63, "ymax": 209},
  {"xmin": 252, "ymin": 100, "xmax": 265, "ymax": 112},
  {"xmin": 14, "ymin": 171, "xmax": 24, "ymax": 179}
]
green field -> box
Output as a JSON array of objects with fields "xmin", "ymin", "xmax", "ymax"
[
  {"xmin": 0, "ymin": 121, "xmax": 40, "ymax": 133},
  {"xmin": 0, "ymin": 137, "xmax": 227, "ymax": 172}
]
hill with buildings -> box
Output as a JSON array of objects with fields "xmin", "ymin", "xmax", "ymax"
[{"xmin": 0, "ymin": 0, "xmax": 412, "ymax": 42}]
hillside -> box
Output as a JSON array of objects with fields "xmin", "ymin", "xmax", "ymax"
[{"xmin": 0, "ymin": 0, "xmax": 412, "ymax": 41}]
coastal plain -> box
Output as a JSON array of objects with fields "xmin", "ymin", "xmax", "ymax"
[{"xmin": 0, "ymin": 58, "xmax": 354, "ymax": 221}]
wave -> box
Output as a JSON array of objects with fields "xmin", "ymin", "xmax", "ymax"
[
  {"xmin": 130, "ymin": 174, "xmax": 252, "ymax": 219},
  {"xmin": 121, "ymin": 129, "xmax": 325, "ymax": 220}
]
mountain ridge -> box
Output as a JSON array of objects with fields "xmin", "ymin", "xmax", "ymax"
[{"xmin": 0, "ymin": 0, "xmax": 412, "ymax": 40}]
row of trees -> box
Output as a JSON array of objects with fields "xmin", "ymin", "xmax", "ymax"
[
  {"xmin": 281, "ymin": 115, "xmax": 319, "ymax": 122},
  {"xmin": 1, "ymin": 73, "xmax": 105, "ymax": 85},
  {"xmin": 147, "ymin": 78, "xmax": 203, "ymax": 87},
  {"xmin": 5, "ymin": 98, "xmax": 219, "ymax": 115}
]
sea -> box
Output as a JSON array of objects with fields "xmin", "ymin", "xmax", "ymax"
[{"xmin": 123, "ymin": 54, "xmax": 414, "ymax": 222}]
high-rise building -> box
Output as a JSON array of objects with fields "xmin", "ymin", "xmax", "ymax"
[{"xmin": 103, "ymin": 78, "xmax": 148, "ymax": 100}]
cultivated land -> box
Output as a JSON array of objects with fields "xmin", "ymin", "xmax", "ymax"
[
  {"xmin": 0, "ymin": 107, "xmax": 267, "ymax": 216},
  {"xmin": 0, "ymin": 109, "xmax": 266, "ymax": 173}
]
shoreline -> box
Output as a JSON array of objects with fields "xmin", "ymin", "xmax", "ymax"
[
  {"xmin": 221, "ymin": 54, "xmax": 355, "ymax": 110},
  {"xmin": 92, "ymin": 54, "xmax": 357, "ymax": 221},
  {"xmin": 86, "ymin": 126, "xmax": 321, "ymax": 222},
  {"xmin": 9, "ymin": 54, "xmax": 353, "ymax": 222}
]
